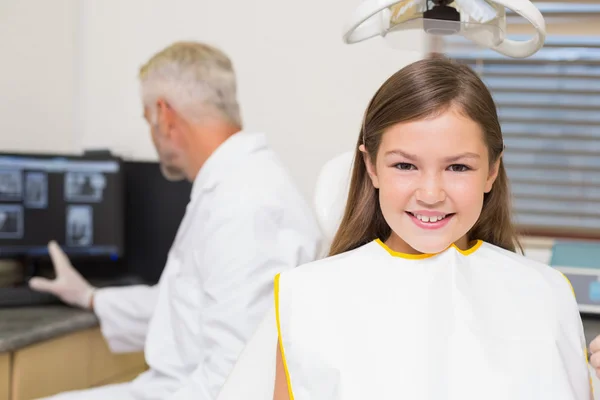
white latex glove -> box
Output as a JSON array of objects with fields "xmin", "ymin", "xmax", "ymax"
[
  {"xmin": 590, "ymin": 335, "xmax": 600, "ymax": 379},
  {"xmin": 28, "ymin": 241, "xmax": 96, "ymax": 309}
]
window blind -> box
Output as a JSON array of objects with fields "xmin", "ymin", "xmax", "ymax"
[{"xmin": 441, "ymin": 2, "xmax": 600, "ymax": 238}]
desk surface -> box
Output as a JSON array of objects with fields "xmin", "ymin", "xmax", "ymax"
[
  {"xmin": 0, "ymin": 306, "xmax": 98, "ymax": 352},
  {"xmin": 0, "ymin": 305, "xmax": 599, "ymax": 354}
]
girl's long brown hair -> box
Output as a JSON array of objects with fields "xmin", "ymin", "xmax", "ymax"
[{"xmin": 329, "ymin": 54, "xmax": 521, "ymax": 256}]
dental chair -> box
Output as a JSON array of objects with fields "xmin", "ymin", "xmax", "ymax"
[{"xmin": 313, "ymin": 151, "xmax": 355, "ymax": 256}]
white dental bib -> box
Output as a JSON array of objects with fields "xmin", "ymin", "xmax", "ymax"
[{"xmin": 274, "ymin": 239, "xmax": 590, "ymax": 400}]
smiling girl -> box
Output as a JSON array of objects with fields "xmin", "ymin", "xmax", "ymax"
[{"xmin": 271, "ymin": 55, "xmax": 592, "ymax": 400}]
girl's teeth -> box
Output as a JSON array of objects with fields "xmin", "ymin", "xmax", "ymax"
[{"xmin": 414, "ymin": 213, "xmax": 446, "ymax": 223}]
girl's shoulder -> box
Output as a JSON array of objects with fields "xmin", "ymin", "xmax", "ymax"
[
  {"xmin": 478, "ymin": 241, "xmax": 575, "ymax": 300},
  {"xmin": 277, "ymin": 240, "xmax": 383, "ymax": 284}
]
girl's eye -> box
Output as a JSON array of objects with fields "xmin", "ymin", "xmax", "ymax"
[
  {"xmin": 448, "ymin": 164, "xmax": 470, "ymax": 172},
  {"xmin": 394, "ymin": 163, "xmax": 416, "ymax": 171}
]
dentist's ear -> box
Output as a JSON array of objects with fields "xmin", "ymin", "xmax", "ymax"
[
  {"xmin": 155, "ymin": 98, "xmax": 177, "ymax": 139},
  {"xmin": 359, "ymin": 144, "xmax": 379, "ymax": 189}
]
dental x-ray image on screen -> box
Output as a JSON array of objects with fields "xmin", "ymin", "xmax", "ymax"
[
  {"xmin": 0, "ymin": 205, "xmax": 23, "ymax": 239},
  {"xmin": 65, "ymin": 172, "xmax": 106, "ymax": 202},
  {"xmin": 0, "ymin": 153, "xmax": 124, "ymax": 259},
  {"xmin": 0, "ymin": 170, "xmax": 22, "ymax": 201},
  {"xmin": 25, "ymin": 172, "xmax": 48, "ymax": 208},
  {"xmin": 66, "ymin": 205, "xmax": 93, "ymax": 246}
]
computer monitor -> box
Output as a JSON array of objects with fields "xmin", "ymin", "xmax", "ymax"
[
  {"xmin": 121, "ymin": 160, "xmax": 191, "ymax": 283},
  {"xmin": 0, "ymin": 152, "xmax": 125, "ymax": 260}
]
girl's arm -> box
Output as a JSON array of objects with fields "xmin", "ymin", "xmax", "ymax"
[{"xmin": 273, "ymin": 338, "xmax": 291, "ymax": 400}]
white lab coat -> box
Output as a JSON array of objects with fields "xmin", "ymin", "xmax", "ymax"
[
  {"xmin": 41, "ymin": 131, "xmax": 322, "ymax": 400},
  {"xmin": 217, "ymin": 239, "xmax": 593, "ymax": 400}
]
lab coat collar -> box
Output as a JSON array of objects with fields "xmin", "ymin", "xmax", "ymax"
[{"xmin": 190, "ymin": 131, "xmax": 268, "ymax": 200}]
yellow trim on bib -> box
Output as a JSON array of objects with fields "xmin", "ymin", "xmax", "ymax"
[
  {"xmin": 459, "ymin": 240, "xmax": 483, "ymax": 256},
  {"xmin": 375, "ymin": 238, "xmax": 483, "ymax": 259},
  {"xmin": 559, "ymin": 271, "xmax": 576, "ymax": 298},
  {"xmin": 274, "ymin": 273, "xmax": 295, "ymax": 400}
]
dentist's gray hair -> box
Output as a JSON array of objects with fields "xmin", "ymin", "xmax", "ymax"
[{"xmin": 139, "ymin": 41, "xmax": 242, "ymax": 127}]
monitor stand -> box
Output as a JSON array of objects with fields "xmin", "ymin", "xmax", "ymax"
[
  {"xmin": 0, "ymin": 257, "xmax": 62, "ymax": 307},
  {"xmin": 0, "ymin": 256, "xmax": 148, "ymax": 307},
  {"xmin": 23, "ymin": 257, "xmax": 41, "ymax": 281}
]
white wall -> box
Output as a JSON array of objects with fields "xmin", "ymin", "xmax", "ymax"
[
  {"xmin": 0, "ymin": 0, "xmax": 79, "ymax": 154},
  {"xmin": 76, "ymin": 0, "xmax": 425, "ymax": 200},
  {"xmin": 1, "ymin": 0, "xmax": 424, "ymax": 200}
]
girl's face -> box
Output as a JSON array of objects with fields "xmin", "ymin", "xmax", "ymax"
[{"xmin": 363, "ymin": 107, "xmax": 501, "ymax": 255}]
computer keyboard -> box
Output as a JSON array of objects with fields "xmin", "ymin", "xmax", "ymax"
[{"xmin": 0, "ymin": 275, "xmax": 148, "ymax": 308}]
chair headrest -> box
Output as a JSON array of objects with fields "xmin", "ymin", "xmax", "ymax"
[{"xmin": 313, "ymin": 151, "xmax": 355, "ymax": 246}]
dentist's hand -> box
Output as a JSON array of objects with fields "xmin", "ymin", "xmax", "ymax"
[
  {"xmin": 590, "ymin": 335, "xmax": 600, "ymax": 379},
  {"xmin": 28, "ymin": 241, "xmax": 96, "ymax": 309}
]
